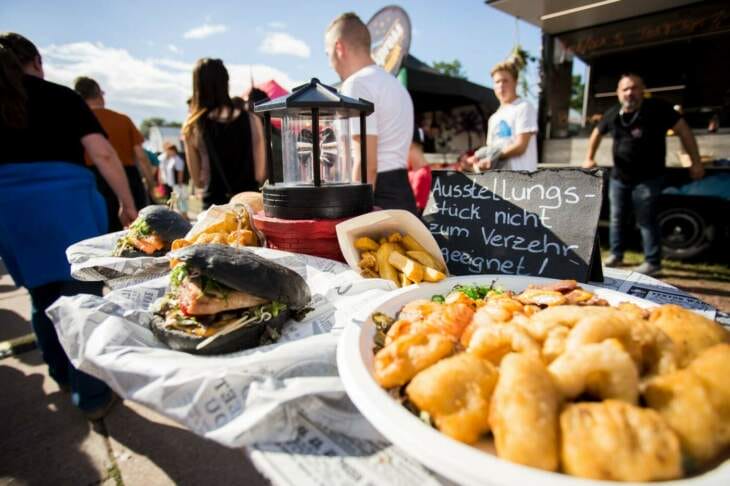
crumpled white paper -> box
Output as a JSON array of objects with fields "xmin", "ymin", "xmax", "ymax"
[{"xmin": 50, "ymin": 245, "xmax": 396, "ymax": 447}]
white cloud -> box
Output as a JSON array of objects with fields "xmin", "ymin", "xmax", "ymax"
[
  {"xmin": 259, "ymin": 32, "xmax": 310, "ymax": 58},
  {"xmin": 183, "ymin": 23, "xmax": 227, "ymax": 40},
  {"xmin": 168, "ymin": 44, "xmax": 181, "ymax": 54},
  {"xmin": 39, "ymin": 42, "xmax": 299, "ymax": 124},
  {"xmin": 268, "ymin": 21, "xmax": 287, "ymax": 29}
]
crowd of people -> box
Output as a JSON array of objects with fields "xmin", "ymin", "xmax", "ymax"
[{"xmin": 0, "ymin": 11, "xmax": 708, "ymax": 419}]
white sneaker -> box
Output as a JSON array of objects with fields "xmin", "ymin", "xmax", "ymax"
[
  {"xmin": 604, "ymin": 254, "xmax": 623, "ymax": 267},
  {"xmin": 634, "ymin": 262, "xmax": 662, "ymax": 277}
]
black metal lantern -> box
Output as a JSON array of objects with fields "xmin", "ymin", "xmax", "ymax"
[{"xmin": 254, "ymin": 78, "xmax": 374, "ymax": 220}]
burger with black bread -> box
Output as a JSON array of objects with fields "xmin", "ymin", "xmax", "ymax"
[
  {"xmin": 150, "ymin": 244, "xmax": 311, "ymax": 354},
  {"xmin": 113, "ymin": 205, "xmax": 191, "ymax": 257}
]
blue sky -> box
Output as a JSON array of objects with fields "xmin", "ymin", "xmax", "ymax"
[{"xmin": 1, "ymin": 0, "xmax": 544, "ymax": 125}]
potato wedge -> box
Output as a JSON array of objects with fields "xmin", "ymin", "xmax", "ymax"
[
  {"xmin": 406, "ymin": 250, "xmax": 446, "ymax": 273},
  {"xmin": 399, "ymin": 272, "xmax": 412, "ymax": 288},
  {"xmin": 388, "ymin": 251, "xmax": 424, "ymax": 283},
  {"xmin": 376, "ymin": 243, "xmax": 401, "ymax": 287},
  {"xmin": 354, "ymin": 236, "xmax": 380, "ymax": 252},
  {"xmin": 402, "ymin": 234, "xmax": 427, "ymax": 253},
  {"xmin": 423, "ymin": 266, "xmax": 446, "ymax": 283}
]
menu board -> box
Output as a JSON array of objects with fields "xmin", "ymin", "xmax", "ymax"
[{"xmin": 422, "ymin": 169, "xmax": 604, "ymax": 282}]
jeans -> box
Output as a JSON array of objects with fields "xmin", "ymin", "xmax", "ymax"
[
  {"xmin": 609, "ymin": 176, "xmax": 663, "ymax": 265},
  {"xmin": 28, "ymin": 280, "xmax": 111, "ymax": 412}
]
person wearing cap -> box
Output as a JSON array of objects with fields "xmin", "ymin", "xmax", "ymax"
[{"xmin": 325, "ymin": 12, "xmax": 418, "ymax": 214}]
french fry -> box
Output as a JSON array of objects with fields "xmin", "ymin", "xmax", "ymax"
[
  {"xmin": 376, "ymin": 243, "xmax": 401, "ymax": 287},
  {"xmin": 378, "ymin": 237, "xmax": 388, "ymax": 246},
  {"xmin": 227, "ymin": 229, "xmax": 257, "ymax": 246},
  {"xmin": 399, "ymin": 272, "xmax": 412, "ymax": 288},
  {"xmin": 406, "ymin": 250, "xmax": 446, "ymax": 273},
  {"xmin": 361, "ymin": 268, "xmax": 379, "ymax": 278},
  {"xmin": 388, "ymin": 251, "xmax": 424, "ymax": 283},
  {"xmin": 195, "ymin": 232, "xmax": 228, "ymax": 245},
  {"xmin": 171, "ymin": 238, "xmax": 192, "ymax": 251},
  {"xmin": 423, "ymin": 266, "xmax": 446, "ymax": 283},
  {"xmin": 354, "ymin": 236, "xmax": 380, "ymax": 251},
  {"xmin": 401, "ymin": 234, "xmax": 427, "ymax": 253}
]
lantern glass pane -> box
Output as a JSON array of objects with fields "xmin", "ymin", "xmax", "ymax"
[{"xmin": 281, "ymin": 112, "xmax": 354, "ymax": 185}]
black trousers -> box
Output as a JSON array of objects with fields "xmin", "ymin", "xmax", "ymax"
[
  {"xmin": 374, "ymin": 168, "xmax": 418, "ymax": 215},
  {"xmin": 91, "ymin": 165, "xmax": 147, "ymax": 231}
]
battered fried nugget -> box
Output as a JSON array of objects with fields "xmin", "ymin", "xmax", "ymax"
[
  {"xmin": 465, "ymin": 324, "xmax": 541, "ymax": 365},
  {"xmin": 373, "ymin": 332, "xmax": 454, "ymax": 388},
  {"xmin": 644, "ymin": 343, "xmax": 730, "ymax": 464},
  {"xmin": 564, "ymin": 311, "xmax": 643, "ymax": 364},
  {"xmin": 489, "ymin": 354, "xmax": 560, "ymax": 471},
  {"xmin": 525, "ymin": 305, "xmax": 619, "ymax": 341},
  {"xmin": 541, "ymin": 325, "xmax": 570, "ymax": 363},
  {"xmin": 648, "ymin": 304, "xmax": 729, "ymax": 368},
  {"xmin": 616, "ymin": 301, "xmax": 650, "ymax": 320},
  {"xmin": 194, "ymin": 232, "xmax": 228, "ymax": 245},
  {"xmin": 548, "ymin": 339, "xmax": 639, "ymax": 403},
  {"xmin": 406, "ymin": 353, "xmax": 498, "ymax": 444},
  {"xmin": 560, "ymin": 400, "xmax": 682, "ymax": 481},
  {"xmin": 424, "ymin": 302, "xmax": 475, "ymax": 340}
]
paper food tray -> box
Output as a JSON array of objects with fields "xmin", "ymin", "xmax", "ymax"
[{"xmin": 335, "ymin": 209, "xmax": 448, "ymax": 275}]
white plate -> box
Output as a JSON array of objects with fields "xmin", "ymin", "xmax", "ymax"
[{"xmin": 337, "ymin": 275, "xmax": 730, "ymax": 486}]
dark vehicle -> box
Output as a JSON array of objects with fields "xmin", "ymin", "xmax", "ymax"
[{"xmin": 599, "ymin": 167, "xmax": 730, "ymax": 261}]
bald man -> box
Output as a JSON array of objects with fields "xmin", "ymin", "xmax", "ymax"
[
  {"xmin": 325, "ymin": 12, "xmax": 418, "ymax": 214},
  {"xmin": 584, "ymin": 73, "xmax": 704, "ymax": 276}
]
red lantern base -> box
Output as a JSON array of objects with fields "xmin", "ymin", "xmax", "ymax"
[{"xmin": 252, "ymin": 212, "xmax": 347, "ymax": 262}]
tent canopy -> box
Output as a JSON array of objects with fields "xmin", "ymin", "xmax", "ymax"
[{"xmin": 403, "ymin": 55, "xmax": 498, "ymax": 113}]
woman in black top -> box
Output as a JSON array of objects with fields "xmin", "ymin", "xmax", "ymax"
[
  {"xmin": 0, "ymin": 33, "xmax": 136, "ymax": 420},
  {"xmin": 182, "ymin": 58, "xmax": 266, "ymax": 208}
]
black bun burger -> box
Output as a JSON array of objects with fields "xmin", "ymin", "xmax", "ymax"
[
  {"xmin": 150, "ymin": 244, "xmax": 311, "ymax": 355},
  {"xmin": 113, "ymin": 205, "xmax": 191, "ymax": 257}
]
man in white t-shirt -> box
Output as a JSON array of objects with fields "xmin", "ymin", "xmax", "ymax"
[
  {"xmin": 470, "ymin": 61, "xmax": 538, "ymax": 171},
  {"xmin": 325, "ymin": 12, "xmax": 418, "ymax": 214}
]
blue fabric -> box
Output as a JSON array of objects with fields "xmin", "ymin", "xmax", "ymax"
[
  {"xmin": 0, "ymin": 162, "xmax": 108, "ymax": 288},
  {"xmin": 662, "ymin": 173, "xmax": 730, "ymax": 200},
  {"xmin": 609, "ymin": 176, "xmax": 664, "ymax": 265}
]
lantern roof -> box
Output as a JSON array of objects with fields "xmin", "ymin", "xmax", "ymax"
[{"xmin": 253, "ymin": 78, "xmax": 374, "ymax": 117}]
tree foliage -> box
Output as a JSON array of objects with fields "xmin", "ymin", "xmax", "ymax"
[
  {"xmin": 139, "ymin": 118, "xmax": 182, "ymax": 138},
  {"xmin": 432, "ymin": 59, "xmax": 467, "ymax": 79},
  {"xmin": 570, "ymin": 75, "xmax": 585, "ymax": 112}
]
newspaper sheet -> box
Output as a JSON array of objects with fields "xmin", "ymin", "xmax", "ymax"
[{"xmin": 50, "ymin": 247, "xmax": 722, "ymax": 485}]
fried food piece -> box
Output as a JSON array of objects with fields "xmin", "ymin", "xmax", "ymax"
[
  {"xmin": 616, "ymin": 301, "xmax": 650, "ymax": 320},
  {"xmin": 422, "ymin": 266, "xmax": 446, "ymax": 283},
  {"xmin": 354, "ymin": 236, "xmax": 380, "ymax": 251},
  {"xmin": 375, "ymin": 242, "xmax": 401, "ymax": 287},
  {"xmin": 388, "ymin": 251, "xmax": 424, "ymax": 283},
  {"xmin": 360, "ymin": 268, "xmax": 379, "ymax": 279},
  {"xmin": 526, "ymin": 305, "xmax": 626, "ymax": 341},
  {"xmin": 465, "ymin": 324, "xmax": 541, "ymax": 365},
  {"xmin": 541, "ymin": 325, "xmax": 570, "ymax": 363},
  {"xmin": 398, "ymin": 299, "xmax": 442, "ymax": 323},
  {"xmin": 401, "ymin": 234, "xmax": 427, "ymax": 253},
  {"xmin": 649, "ymin": 304, "xmax": 729, "ymax": 368},
  {"xmin": 564, "ymin": 310, "xmax": 643, "ymax": 364},
  {"xmin": 631, "ymin": 320, "xmax": 677, "ymax": 376},
  {"xmin": 387, "ymin": 232, "xmax": 402, "ymax": 243},
  {"xmin": 406, "ymin": 250, "xmax": 446, "ymax": 273},
  {"xmin": 489, "ymin": 354, "xmax": 560, "ymax": 471},
  {"xmin": 560, "ymin": 400, "xmax": 682, "ymax": 481},
  {"xmin": 644, "ymin": 343, "xmax": 730, "ymax": 464},
  {"xmin": 548, "ymin": 339, "xmax": 639, "ymax": 403},
  {"xmin": 227, "ymin": 229, "xmax": 257, "ymax": 246},
  {"xmin": 472, "ymin": 296, "xmax": 525, "ymax": 325},
  {"xmin": 358, "ymin": 251, "xmax": 378, "ymax": 270},
  {"xmin": 424, "ymin": 302, "xmax": 474, "ymax": 340},
  {"xmin": 385, "ymin": 319, "xmax": 442, "ymax": 346},
  {"xmin": 515, "ymin": 288, "xmax": 567, "ymax": 307},
  {"xmin": 199, "ymin": 211, "xmax": 239, "ymax": 236},
  {"xmin": 171, "ymin": 238, "xmax": 192, "ymax": 251},
  {"xmin": 563, "ymin": 288, "xmax": 594, "ymax": 305},
  {"xmin": 406, "ymin": 353, "xmax": 498, "ymax": 444},
  {"xmin": 194, "ymin": 232, "xmax": 228, "ymax": 245},
  {"xmin": 373, "ymin": 332, "xmax": 454, "ymax": 388}
]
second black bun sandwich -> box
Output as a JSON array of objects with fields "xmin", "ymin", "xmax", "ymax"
[
  {"xmin": 150, "ymin": 244, "xmax": 311, "ymax": 355},
  {"xmin": 113, "ymin": 205, "xmax": 191, "ymax": 257}
]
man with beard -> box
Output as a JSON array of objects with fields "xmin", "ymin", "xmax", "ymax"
[{"xmin": 583, "ymin": 74, "xmax": 704, "ymax": 276}]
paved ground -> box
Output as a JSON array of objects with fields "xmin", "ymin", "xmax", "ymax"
[{"xmin": 0, "ymin": 265, "xmax": 268, "ymax": 486}]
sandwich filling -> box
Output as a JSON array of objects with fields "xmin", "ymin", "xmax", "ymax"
[
  {"xmin": 114, "ymin": 218, "xmax": 165, "ymax": 256},
  {"xmin": 154, "ymin": 263, "xmax": 286, "ymax": 341}
]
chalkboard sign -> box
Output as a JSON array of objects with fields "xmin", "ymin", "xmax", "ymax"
[{"xmin": 422, "ymin": 169, "xmax": 604, "ymax": 282}]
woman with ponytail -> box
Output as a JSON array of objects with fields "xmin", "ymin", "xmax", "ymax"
[
  {"xmin": 0, "ymin": 32, "xmax": 137, "ymax": 420},
  {"xmin": 182, "ymin": 58, "xmax": 266, "ymax": 209}
]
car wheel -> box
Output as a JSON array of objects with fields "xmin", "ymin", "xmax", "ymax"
[{"xmin": 659, "ymin": 206, "xmax": 715, "ymax": 260}]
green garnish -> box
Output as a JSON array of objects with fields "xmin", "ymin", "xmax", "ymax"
[
  {"xmin": 129, "ymin": 218, "xmax": 152, "ymax": 237},
  {"xmin": 269, "ymin": 301, "xmax": 286, "ymax": 317},
  {"xmin": 170, "ymin": 264, "xmax": 188, "ymax": 289},
  {"xmin": 200, "ymin": 276, "xmax": 231, "ymax": 299},
  {"xmin": 453, "ymin": 283, "xmax": 498, "ymax": 300},
  {"xmin": 431, "ymin": 294, "xmax": 445, "ymax": 303}
]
